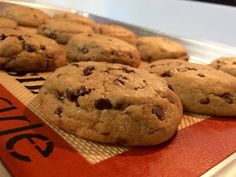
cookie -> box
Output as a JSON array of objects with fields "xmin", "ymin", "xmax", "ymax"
[
  {"xmin": 2, "ymin": 5, "xmax": 50, "ymax": 27},
  {"xmin": 39, "ymin": 61, "xmax": 183, "ymax": 146},
  {"xmin": 209, "ymin": 57, "xmax": 236, "ymax": 77},
  {"xmin": 53, "ymin": 13, "xmax": 95, "ymax": 27},
  {"xmin": 0, "ymin": 17, "xmax": 17, "ymax": 28},
  {"xmin": 94, "ymin": 24, "xmax": 136, "ymax": 45},
  {"xmin": 0, "ymin": 28, "xmax": 66, "ymax": 72},
  {"xmin": 37, "ymin": 20, "xmax": 94, "ymax": 44},
  {"xmin": 65, "ymin": 33, "xmax": 141, "ymax": 67},
  {"xmin": 136, "ymin": 36, "xmax": 189, "ymax": 62},
  {"xmin": 147, "ymin": 59, "xmax": 236, "ymax": 116}
]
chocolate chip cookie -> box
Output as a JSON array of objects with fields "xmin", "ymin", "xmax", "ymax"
[
  {"xmin": 53, "ymin": 13, "xmax": 95, "ymax": 27},
  {"xmin": 209, "ymin": 57, "xmax": 236, "ymax": 77},
  {"xmin": 0, "ymin": 17, "xmax": 17, "ymax": 28},
  {"xmin": 39, "ymin": 62, "xmax": 183, "ymax": 146},
  {"xmin": 0, "ymin": 28, "xmax": 66, "ymax": 72},
  {"xmin": 136, "ymin": 36, "xmax": 189, "ymax": 62},
  {"xmin": 147, "ymin": 59, "xmax": 236, "ymax": 116},
  {"xmin": 2, "ymin": 5, "xmax": 50, "ymax": 27},
  {"xmin": 65, "ymin": 33, "xmax": 141, "ymax": 67},
  {"xmin": 37, "ymin": 19, "xmax": 94, "ymax": 44},
  {"xmin": 94, "ymin": 24, "xmax": 136, "ymax": 45}
]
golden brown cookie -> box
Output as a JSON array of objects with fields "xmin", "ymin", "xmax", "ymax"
[
  {"xmin": 147, "ymin": 59, "xmax": 236, "ymax": 116},
  {"xmin": 0, "ymin": 28, "xmax": 66, "ymax": 72},
  {"xmin": 37, "ymin": 19, "xmax": 94, "ymax": 44},
  {"xmin": 39, "ymin": 61, "xmax": 183, "ymax": 146},
  {"xmin": 209, "ymin": 57, "xmax": 236, "ymax": 77},
  {"xmin": 2, "ymin": 5, "xmax": 50, "ymax": 27},
  {"xmin": 136, "ymin": 36, "xmax": 189, "ymax": 62},
  {"xmin": 65, "ymin": 33, "xmax": 141, "ymax": 67}
]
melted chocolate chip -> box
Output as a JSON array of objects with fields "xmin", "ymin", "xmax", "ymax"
[
  {"xmin": 197, "ymin": 73, "xmax": 205, "ymax": 77},
  {"xmin": 220, "ymin": 93, "xmax": 233, "ymax": 104},
  {"xmin": 40, "ymin": 45, "xmax": 46, "ymax": 50},
  {"xmin": 161, "ymin": 71, "xmax": 173, "ymax": 77},
  {"xmin": 18, "ymin": 35, "xmax": 24, "ymax": 40},
  {"xmin": 81, "ymin": 47, "xmax": 89, "ymax": 54},
  {"xmin": 95, "ymin": 98, "xmax": 112, "ymax": 110},
  {"xmin": 152, "ymin": 105, "xmax": 164, "ymax": 120},
  {"xmin": 0, "ymin": 34, "xmax": 6, "ymax": 40},
  {"xmin": 83, "ymin": 66, "xmax": 95, "ymax": 76},
  {"xmin": 78, "ymin": 86, "xmax": 91, "ymax": 96},
  {"xmin": 199, "ymin": 97, "xmax": 210, "ymax": 104},
  {"xmin": 24, "ymin": 44, "xmax": 35, "ymax": 52},
  {"xmin": 54, "ymin": 107, "xmax": 63, "ymax": 117},
  {"xmin": 66, "ymin": 90, "xmax": 78, "ymax": 102}
]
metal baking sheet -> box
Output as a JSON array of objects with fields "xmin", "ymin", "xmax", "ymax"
[{"xmin": 0, "ymin": 1, "xmax": 236, "ymax": 177}]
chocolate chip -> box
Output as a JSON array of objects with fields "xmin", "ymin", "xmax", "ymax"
[
  {"xmin": 54, "ymin": 107, "xmax": 63, "ymax": 117},
  {"xmin": 95, "ymin": 98, "xmax": 112, "ymax": 110},
  {"xmin": 40, "ymin": 45, "xmax": 46, "ymax": 50},
  {"xmin": 87, "ymin": 34, "xmax": 93, "ymax": 37},
  {"xmin": 113, "ymin": 79, "xmax": 125, "ymax": 85},
  {"xmin": 187, "ymin": 67, "xmax": 197, "ymax": 71},
  {"xmin": 111, "ymin": 50, "xmax": 119, "ymax": 56},
  {"xmin": 197, "ymin": 73, "xmax": 205, "ymax": 77},
  {"xmin": 24, "ymin": 44, "xmax": 35, "ymax": 52},
  {"xmin": 122, "ymin": 67, "xmax": 135, "ymax": 74},
  {"xmin": 83, "ymin": 66, "xmax": 95, "ymax": 76},
  {"xmin": 233, "ymin": 62, "xmax": 236, "ymax": 65},
  {"xmin": 152, "ymin": 105, "xmax": 164, "ymax": 120},
  {"xmin": 0, "ymin": 34, "xmax": 6, "ymax": 40},
  {"xmin": 161, "ymin": 70, "xmax": 173, "ymax": 77},
  {"xmin": 81, "ymin": 47, "xmax": 89, "ymax": 54},
  {"xmin": 78, "ymin": 86, "xmax": 91, "ymax": 96},
  {"xmin": 199, "ymin": 97, "xmax": 210, "ymax": 104},
  {"xmin": 66, "ymin": 90, "xmax": 78, "ymax": 102},
  {"xmin": 220, "ymin": 93, "xmax": 233, "ymax": 104},
  {"xmin": 18, "ymin": 35, "xmax": 24, "ymax": 40}
]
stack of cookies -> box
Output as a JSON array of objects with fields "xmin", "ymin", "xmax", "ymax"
[{"xmin": 1, "ymin": 4, "xmax": 236, "ymax": 147}]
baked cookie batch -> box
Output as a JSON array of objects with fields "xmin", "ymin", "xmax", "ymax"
[{"xmin": 1, "ymin": 4, "xmax": 236, "ymax": 146}]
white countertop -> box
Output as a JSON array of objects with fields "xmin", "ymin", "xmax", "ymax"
[{"xmin": 33, "ymin": 0, "xmax": 236, "ymax": 47}]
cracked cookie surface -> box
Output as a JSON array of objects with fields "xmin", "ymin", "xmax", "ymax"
[
  {"xmin": 65, "ymin": 33, "xmax": 141, "ymax": 67},
  {"xmin": 38, "ymin": 19, "xmax": 94, "ymax": 44},
  {"xmin": 136, "ymin": 36, "xmax": 189, "ymax": 62},
  {"xmin": 148, "ymin": 59, "xmax": 236, "ymax": 116},
  {"xmin": 39, "ymin": 61, "xmax": 183, "ymax": 146},
  {"xmin": 209, "ymin": 57, "xmax": 236, "ymax": 77},
  {"xmin": 2, "ymin": 5, "xmax": 50, "ymax": 27},
  {"xmin": 94, "ymin": 24, "xmax": 136, "ymax": 45},
  {"xmin": 0, "ymin": 28, "xmax": 66, "ymax": 72}
]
